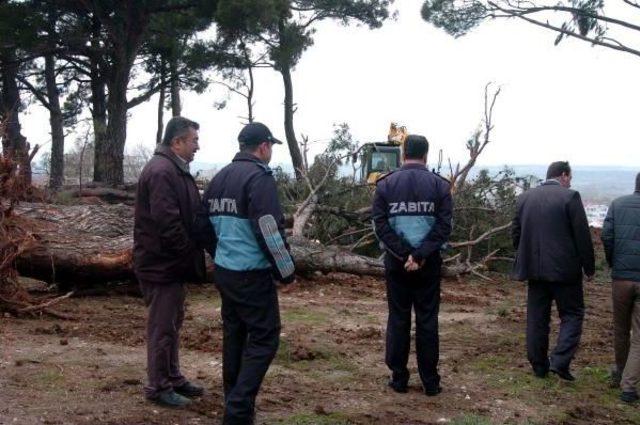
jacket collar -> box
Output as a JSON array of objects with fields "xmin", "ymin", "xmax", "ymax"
[
  {"xmin": 541, "ymin": 179, "xmax": 561, "ymax": 186},
  {"xmin": 154, "ymin": 144, "xmax": 190, "ymax": 174},
  {"xmin": 401, "ymin": 162, "xmax": 427, "ymax": 171},
  {"xmin": 233, "ymin": 151, "xmax": 266, "ymax": 165}
]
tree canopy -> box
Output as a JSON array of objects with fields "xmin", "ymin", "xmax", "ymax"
[{"xmin": 421, "ymin": 0, "xmax": 640, "ymax": 58}]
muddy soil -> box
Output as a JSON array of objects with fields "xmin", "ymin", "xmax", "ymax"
[{"xmin": 1, "ymin": 274, "xmax": 638, "ymax": 425}]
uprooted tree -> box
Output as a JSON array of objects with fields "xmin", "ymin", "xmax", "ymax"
[{"xmin": 0, "ymin": 117, "xmax": 74, "ymax": 317}]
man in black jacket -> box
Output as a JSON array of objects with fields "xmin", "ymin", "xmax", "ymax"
[
  {"xmin": 601, "ymin": 172, "xmax": 640, "ymax": 402},
  {"xmin": 203, "ymin": 122, "xmax": 295, "ymax": 425},
  {"xmin": 512, "ymin": 161, "xmax": 595, "ymax": 381},
  {"xmin": 372, "ymin": 135, "xmax": 452, "ymax": 396},
  {"xmin": 134, "ymin": 116, "xmax": 207, "ymax": 407}
]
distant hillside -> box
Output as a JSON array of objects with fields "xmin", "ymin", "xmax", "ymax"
[
  {"xmin": 191, "ymin": 160, "xmax": 636, "ymax": 204},
  {"xmin": 474, "ymin": 165, "xmax": 636, "ymax": 204}
]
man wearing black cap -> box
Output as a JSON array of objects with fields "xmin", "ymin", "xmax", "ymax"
[
  {"xmin": 202, "ymin": 122, "xmax": 295, "ymax": 424},
  {"xmin": 372, "ymin": 135, "xmax": 453, "ymax": 396}
]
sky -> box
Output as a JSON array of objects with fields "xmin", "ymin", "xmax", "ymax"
[{"xmin": 21, "ymin": 0, "xmax": 640, "ymax": 171}]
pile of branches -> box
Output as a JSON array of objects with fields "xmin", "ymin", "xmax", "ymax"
[
  {"xmin": 278, "ymin": 84, "xmax": 518, "ymax": 280},
  {"xmin": 0, "ymin": 121, "xmax": 72, "ymax": 317}
]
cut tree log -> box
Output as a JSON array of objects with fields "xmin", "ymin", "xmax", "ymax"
[
  {"xmin": 13, "ymin": 203, "xmax": 499, "ymax": 287},
  {"xmin": 289, "ymin": 236, "xmax": 384, "ymax": 276},
  {"xmin": 14, "ymin": 203, "xmax": 134, "ymax": 286},
  {"xmin": 57, "ymin": 187, "xmax": 136, "ymax": 204}
]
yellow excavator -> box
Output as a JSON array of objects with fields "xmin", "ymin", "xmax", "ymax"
[{"xmin": 356, "ymin": 123, "xmax": 408, "ymax": 184}]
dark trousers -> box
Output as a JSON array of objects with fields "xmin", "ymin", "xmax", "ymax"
[
  {"xmin": 139, "ymin": 280, "xmax": 187, "ymax": 399},
  {"xmin": 385, "ymin": 264, "xmax": 441, "ymax": 389},
  {"xmin": 214, "ymin": 267, "xmax": 281, "ymax": 424},
  {"xmin": 526, "ymin": 280, "xmax": 584, "ymax": 374}
]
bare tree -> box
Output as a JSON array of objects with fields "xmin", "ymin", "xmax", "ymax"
[
  {"xmin": 448, "ymin": 83, "xmax": 501, "ymax": 193},
  {"xmin": 123, "ymin": 143, "xmax": 153, "ymax": 182}
]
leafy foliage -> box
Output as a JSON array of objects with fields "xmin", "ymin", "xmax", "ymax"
[
  {"xmin": 421, "ymin": 0, "xmax": 637, "ymax": 58},
  {"xmin": 421, "ymin": 0, "xmax": 487, "ymax": 37}
]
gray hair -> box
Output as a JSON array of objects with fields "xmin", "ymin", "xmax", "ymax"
[{"xmin": 161, "ymin": 116, "xmax": 200, "ymax": 146}]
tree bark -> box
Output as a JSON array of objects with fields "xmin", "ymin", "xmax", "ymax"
[
  {"xmin": 15, "ymin": 203, "xmax": 135, "ymax": 286},
  {"xmin": 13, "ymin": 203, "xmax": 480, "ymax": 287},
  {"xmin": 244, "ymin": 48, "xmax": 255, "ymax": 123},
  {"xmin": 280, "ymin": 65, "xmax": 304, "ymax": 181},
  {"xmin": 246, "ymin": 66, "xmax": 255, "ymax": 123},
  {"xmin": 44, "ymin": 4, "xmax": 65, "ymax": 190},
  {"xmin": 91, "ymin": 8, "xmax": 148, "ymax": 187},
  {"xmin": 45, "ymin": 53, "xmax": 65, "ymax": 190},
  {"xmin": 156, "ymin": 61, "xmax": 166, "ymax": 145},
  {"xmin": 169, "ymin": 56, "xmax": 181, "ymax": 117},
  {"xmin": 101, "ymin": 64, "xmax": 130, "ymax": 186},
  {"xmin": 0, "ymin": 53, "xmax": 31, "ymax": 185},
  {"xmin": 90, "ymin": 17, "xmax": 107, "ymax": 184}
]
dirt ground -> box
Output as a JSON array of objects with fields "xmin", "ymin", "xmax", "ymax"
[{"xmin": 1, "ymin": 273, "xmax": 639, "ymax": 425}]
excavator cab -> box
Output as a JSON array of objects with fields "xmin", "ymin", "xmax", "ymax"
[
  {"xmin": 360, "ymin": 143, "xmax": 402, "ymax": 184},
  {"xmin": 357, "ymin": 123, "xmax": 407, "ymax": 184}
]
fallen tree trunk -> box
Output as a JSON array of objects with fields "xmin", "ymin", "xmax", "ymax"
[
  {"xmin": 289, "ymin": 236, "xmax": 384, "ymax": 276},
  {"xmin": 56, "ymin": 187, "xmax": 136, "ymax": 204},
  {"xmin": 13, "ymin": 203, "xmax": 499, "ymax": 287},
  {"xmin": 14, "ymin": 203, "xmax": 135, "ymax": 286}
]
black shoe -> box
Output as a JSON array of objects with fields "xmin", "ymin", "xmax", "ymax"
[
  {"xmin": 387, "ymin": 379, "xmax": 408, "ymax": 393},
  {"xmin": 223, "ymin": 414, "xmax": 255, "ymax": 425},
  {"xmin": 620, "ymin": 391, "xmax": 639, "ymax": 403},
  {"xmin": 424, "ymin": 386, "xmax": 442, "ymax": 396},
  {"xmin": 150, "ymin": 390, "xmax": 191, "ymax": 407},
  {"xmin": 174, "ymin": 381, "xmax": 204, "ymax": 398},
  {"xmin": 533, "ymin": 368, "xmax": 548, "ymax": 378},
  {"xmin": 550, "ymin": 367, "xmax": 575, "ymax": 381}
]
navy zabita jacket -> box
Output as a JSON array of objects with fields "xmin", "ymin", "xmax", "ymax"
[
  {"xmin": 202, "ymin": 152, "xmax": 295, "ymax": 283},
  {"xmin": 372, "ymin": 163, "xmax": 453, "ymax": 269}
]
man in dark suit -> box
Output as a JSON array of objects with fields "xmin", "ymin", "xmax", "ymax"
[
  {"xmin": 134, "ymin": 116, "xmax": 207, "ymax": 407},
  {"xmin": 512, "ymin": 161, "xmax": 595, "ymax": 381}
]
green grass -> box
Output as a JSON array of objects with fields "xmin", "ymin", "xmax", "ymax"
[
  {"xmin": 305, "ymin": 351, "xmax": 359, "ymax": 383},
  {"xmin": 274, "ymin": 338, "xmax": 294, "ymax": 365},
  {"xmin": 487, "ymin": 300, "xmax": 514, "ymax": 318},
  {"xmin": 186, "ymin": 288, "xmax": 221, "ymax": 307},
  {"xmin": 32, "ymin": 368, "xmax": 65, "ymax": 387},
  {"xmin": 450, "ymin": 414, "xmax": 495, "ymax": 425},
  {"xmin": 467, "ymin": 358, "xmax": 640, "ymax": 424},
  {"xmin": 274, "ymin": 338, "xmax": 359, "ymax": 384},
  {"xmin": 273, "ymin": 412, "xmax": 351, "ymax": 424},
  {"xmin": 281, "ymin": 307, "xmax": 330, "ymax": 325},
  {"xmin": 469, "ymin": 354, "xmax": 511, "ymax": 374}
]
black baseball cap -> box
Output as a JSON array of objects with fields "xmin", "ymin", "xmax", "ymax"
[{"xmin": 238, "ymin": 122, "xmax": 283, "ymax": 145}]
